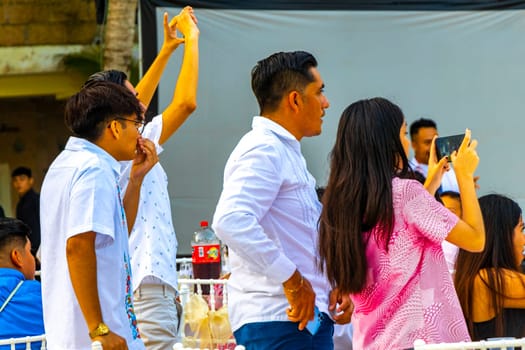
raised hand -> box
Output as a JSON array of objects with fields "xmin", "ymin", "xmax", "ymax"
[
  {"xmin": 424, "ymin": 135, "xmax": 449, "ymax": 195},
  {"xmin": 451, "ymin": 128, "xmax": 479, "ymax": 179},
  {"xmin": 162, "ymin": 12, "xmax": 185, "ymax": 51},
  {"xmin": 176, "ymin": 6, "xmax": 200, "ymax": 39}
]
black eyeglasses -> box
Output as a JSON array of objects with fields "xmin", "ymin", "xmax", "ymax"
[{"xmin": 115, "ymin": 117, "xmax": 146, "ymax": 134}]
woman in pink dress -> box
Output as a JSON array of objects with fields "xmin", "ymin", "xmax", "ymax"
[{"xmin": 318, "ymin": 97, "xmax": 485, "ymax": 349}]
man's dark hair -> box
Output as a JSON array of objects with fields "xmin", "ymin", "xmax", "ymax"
[
  {"xmin": 83, "ymin": 70, "xmax": 152, "ymax": 122},
  {"xmin": 409, "ymin": 118, "xmax": 437, "ymax": 140},
  {"xmin": 316, "ymin": 186, "xmax": 326, "ymax": 202},
  {"xmin": 0, "ymin": 218, "xmax": 30, "ymax": 253},
  {"xmin": 65, "ymin": 81, "xmax": 142, "ymax": 142},
  {"xmin": 251, "ymin": 51, "xmax": 318, "ymax": 114},
  {"xmin": 11, "ymin": 166, "xmax": 32, "ymax": 178},
  {"xmin": 83, "ymin": 70, "xmax": 128, "ymax": 89}
]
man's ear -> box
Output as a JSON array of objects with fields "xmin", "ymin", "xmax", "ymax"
[
  {"xmin": 10, "ymin": 249, "xmax": 23, "ymax": 268},
  {"xmin": 107, "ymin": 120, "xmax": 121, "ymax": 140},
  {"xmin": 287, "ymin": 91, "xmax": 300, "ymax": 113}
]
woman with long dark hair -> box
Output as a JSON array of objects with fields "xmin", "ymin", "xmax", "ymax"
[
  {"xmin": 318, "ymin": 97, "xmax": 485, "ymax": 349},
  {"xmin": 455, "ymin": 194, "xmax": 525, "ymax": 340}
]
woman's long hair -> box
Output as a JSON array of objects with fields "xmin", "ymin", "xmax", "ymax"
[
  {"xmin": 454, "ymin": 194, "xmax": 523, "ymax": 338},
  {"xmin": 318, "ymin": 97, "xmax": 410, "ymax": 293}
]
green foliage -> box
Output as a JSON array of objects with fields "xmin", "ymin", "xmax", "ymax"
[
  {"xmin": 61, "ymin": 45, "xmax": 139, "ymax": 85},
  {"xmin": 61, "ymin": 45, "xmax": 103, "ymax": 77}
]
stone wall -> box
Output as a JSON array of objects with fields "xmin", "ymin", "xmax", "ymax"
[
  {"xmin": 1, "ymin": 0, "xmax": 98, "ymax": 46},
  {"xmin": 0, "ymin": 0, "xmax": 99, "ymax": 212}
]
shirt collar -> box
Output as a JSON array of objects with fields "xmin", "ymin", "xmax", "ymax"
[
  {"xmin": 65, "ymin": 137, "xmax": 121, "ymax": 176},
  {"xmin": 0, "ymin": 268, "xmax": 25, "ymax": 280},
  {"xmin": 252, "ymin": 116, "xmax": 299, "ymax": 143}
]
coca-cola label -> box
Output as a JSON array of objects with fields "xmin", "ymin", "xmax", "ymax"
[{"xmin": 192, "ymin": 244, "xmax": 221, "ymax": 264}]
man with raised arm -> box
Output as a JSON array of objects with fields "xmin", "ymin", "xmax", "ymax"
[
  {"xmin": 40, "ymin": 81, "xmax": 158, "ymax": 350},
  {"xmin": 82, "ymin": 7, "xmax": 199, "ymax": 349}
]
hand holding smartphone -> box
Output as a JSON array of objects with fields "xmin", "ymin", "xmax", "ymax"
[{"xmin": 435, "ymin": 133, "xmax": 465, "ymax": 162}]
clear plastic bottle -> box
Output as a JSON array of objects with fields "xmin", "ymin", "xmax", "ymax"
[{"xmin": 191, "ymin": 220, "xmax": 221, "ymax": 294}]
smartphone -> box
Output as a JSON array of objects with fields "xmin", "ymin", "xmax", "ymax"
[
  {"xmin": 435, "ymin": 134, "xmax": 465, "ymax": 161},
  {"xmin": 306, "ymin": 305, "xmax": 321, "ymax": 335}
]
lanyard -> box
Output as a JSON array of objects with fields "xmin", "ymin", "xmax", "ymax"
[{"xmin": 0, "ymin": 280, "xmax": 24, "ymax": 313}]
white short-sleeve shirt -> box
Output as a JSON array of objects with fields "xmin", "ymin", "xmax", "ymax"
[
  {"xmin": 119, "ymin": 115, "xmax": 179, "ymax": 291},
  {"xmin": 40, "ymin": 137, "xmax": 144, "ymax": 350}
]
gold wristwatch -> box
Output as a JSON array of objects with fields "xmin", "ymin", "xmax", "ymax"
[{"xmin": 89, "ymin": 322, "xmax": 110, "ymax": 338}]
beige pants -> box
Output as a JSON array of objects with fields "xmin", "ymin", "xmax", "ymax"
[{"xmin": 133, "ymin": 283, "xmax": 182, "ymax": 350}]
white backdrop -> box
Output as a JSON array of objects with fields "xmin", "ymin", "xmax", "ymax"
[{"xmin": 151, "ymin": 8, "xmax": 525, "ymax": 254}]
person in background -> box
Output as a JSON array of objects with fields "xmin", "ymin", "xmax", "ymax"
[
  {"xmin": 409, "ymin": 118, "xmax": 459, "ymax": 193},
  {"xmin": 0, "ymin": 205, "xmax": 4, "ymax": 218},
  {"xmin": 213, "ymin": 51, "xmax": 352, "ymax": 350},
  {"xmin": 11, "ymin": 167, "xmax": 40, "ymax": 256},
  {"xmin": 318, "ymin": 98, "xmax": 485, "ymax": 349},
  {"xmin": 0, "ymin": 218, "xmax": 43, "ymax": 349},
  {"xmin": 455, "ymin": 194, "xmax": 525, "ymax": 340},
  {"xmin": 40, "ymin": 81, "xmax": 158, "ymax": 350},
  {"xmin": 82, "ymin": 7, "xmax": 199, "ymax": 350},
  {"xmin": 409, "ymin": 119, "xmax": 468, "ymax": 274},
  {"xmin": 440, "ymin": 191, "xmax": 462, "ymax": 217}
]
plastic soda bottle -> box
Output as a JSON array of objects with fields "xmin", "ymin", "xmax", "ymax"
[{"xmin": 191, "ymin": 220, "xmax": 221, "ymax": 294}]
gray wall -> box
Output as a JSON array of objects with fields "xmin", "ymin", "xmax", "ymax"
[{"xmin": 151, "ymin": 8, "xmax": 525, "ymax": 255}]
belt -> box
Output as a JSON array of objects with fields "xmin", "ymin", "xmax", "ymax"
[{"xmin": 134, "ymin": 283, "xmax": 177, "ymax": 298}]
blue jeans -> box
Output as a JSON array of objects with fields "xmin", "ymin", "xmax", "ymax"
[{"xmin": 233, "ymin": 313, "xmax": 334, "ymax": 350}]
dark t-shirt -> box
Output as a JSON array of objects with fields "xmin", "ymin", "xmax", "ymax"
[
  {"xmin": 16, "ymin": 188, "xmax": 40, "ymax": 254},
  {"xmin": 473, "ymin": 308, "xmax": 525, "ymax": 340}
]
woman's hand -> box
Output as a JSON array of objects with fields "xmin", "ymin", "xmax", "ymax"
[{"xmin": 424, "ymin": 135, "xmax": 449, "ymax": 195}]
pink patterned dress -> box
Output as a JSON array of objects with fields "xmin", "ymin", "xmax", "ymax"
[{"xmin": 351, "ymin": 178, "xmax": 470, "ymax": 349}]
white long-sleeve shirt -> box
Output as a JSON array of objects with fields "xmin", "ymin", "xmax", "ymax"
[{"xmin": 213, "ymin": 116, "xmax": 330, "ymax": 332}]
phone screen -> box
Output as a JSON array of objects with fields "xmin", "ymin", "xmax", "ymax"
[
  {"xmin": 435, "ymin": 134, "xmax": 465, "ymax": 161},
  {"xmin": 306, "ymin": 306, "xmax": 321, "ymax": 335}
]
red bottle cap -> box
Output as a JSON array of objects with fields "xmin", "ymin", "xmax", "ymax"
[{"xmin": 200, "ymin": 220, "xmax": 209, "ymax": 227}]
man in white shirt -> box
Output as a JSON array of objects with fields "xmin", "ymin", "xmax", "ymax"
[
  {"xmin": 82, "ymin": 7, "xmax": 199, "ymax": 350},
  {"xmin": 409, "ymin": 118, "xmax": 459, "ymax": 192},
  {"xmin": 40, "ymin": 82, "xmax": 158, "ymax": 350},
  {"xmin": 213, "ymin": 51, "xmax": 352, "ymax": 349}
]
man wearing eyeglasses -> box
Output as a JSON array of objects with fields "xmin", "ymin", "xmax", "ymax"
[
  {"xmin": 40, "ymin": 81, "xmax": 159, "ymax": 350},
  {"xmin": 82, "ymin": 6, "xmax": 199, "ymax": 350}
]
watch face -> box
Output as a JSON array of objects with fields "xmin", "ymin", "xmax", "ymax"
[
  {"xmin": 90, "ymin": 323, "xmax": 110, "ymax": 338},
  {"xmin": 99, "ymin": 324, "xmax": 109, "ymax": 334}
]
